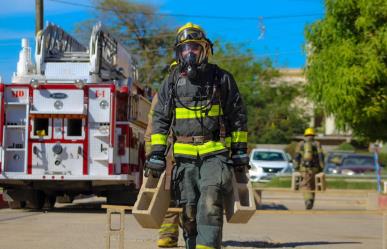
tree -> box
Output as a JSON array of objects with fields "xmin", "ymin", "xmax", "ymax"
[
  {"xmin": 77, "ymin": 1, "xmax": 307, "ymax": 144},
  {"xmin": 305, "ymin": 0, "xmax": 387, "ymax": 140},
  {"xmin": 76, "ymin": 0, "xmax": 175, "ymax": 86},
  {"xmin": 211, "ymin": 42, "xmax": 308, "ymax": 144}
]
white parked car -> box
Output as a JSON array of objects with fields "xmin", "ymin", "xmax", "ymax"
[{"xmin": 248, "ymin": 148, "xmax": 293, "ymax": 182}]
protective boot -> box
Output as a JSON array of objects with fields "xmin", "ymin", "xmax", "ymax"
[
  {"xmin": 157, "ymin": 237, "xmax": 178, "ymax": 248},
  {"xmin": 305, "ymin": 199, "xmax": 314, "ymax": 210}
]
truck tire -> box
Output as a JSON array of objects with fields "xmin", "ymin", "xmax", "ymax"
[
  {"xmin": 106, "ymin": 190, "xmax": 138, "ymax": 205},
  {"xmin": 27, "ymin": 191, "xmax": 45, "ymax": 210},
  {"xmin": 8, "ymin": 201, "xmax": 26, "ymax": 209},
  {"xmin": 56, "ymin": 195, "xmax": 74, "ymax": 204},
  {"xmin": 46, "ymin": 195, "xmax": 56, "ymax": 209}
]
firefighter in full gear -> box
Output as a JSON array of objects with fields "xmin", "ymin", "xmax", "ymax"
[
  {"xmin": 294, "ymin": 128, "xmax": 324, "ymax": 210},
  {"xmin": 145, "ymin": 22, "xmax": 248, "ymax": 249},
  {"xmin": 144, "ymin": 63, "xmax": 180, "ymax": 248}
]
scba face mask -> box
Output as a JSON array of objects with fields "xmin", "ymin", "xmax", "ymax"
[{"xmin": 178, "ymin": 42, "xmax": 204, "ymax": 79}]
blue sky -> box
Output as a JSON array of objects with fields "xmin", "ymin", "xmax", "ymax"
[{"xmin": 0, "ymin": 0, "xmax": 324, "ymax": 82}]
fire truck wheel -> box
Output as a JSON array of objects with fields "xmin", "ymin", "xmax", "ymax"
[
  {"xmin": 56, "ymin": 195, "xmax": 74, "ymax": 204},
  {"xmin": 8, "ymin": 201, "xmax": 26, "ymax": 209},
  {"xmin": 28, "ymin": 191, "xmax": 45, "ymax": 210},
  {"xmin": 46, "ymin": 195, "xmax": 56, "ymax": 209},
  {"xmin": 106, "ymin": 190, "xmax": 138, "ymax": 205}
]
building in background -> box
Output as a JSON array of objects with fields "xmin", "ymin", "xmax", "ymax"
[{"xmin": 275, "ymin": 69, "xmax": 352, "ymax": 148}]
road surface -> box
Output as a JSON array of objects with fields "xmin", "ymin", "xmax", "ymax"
[{"xmin": 0, "ymin": 190, "xmax": 384, "ymax": 249}]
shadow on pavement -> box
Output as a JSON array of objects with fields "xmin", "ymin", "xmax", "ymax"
[
  {"xmin": 258, "ymin": 203, "xmax": 288, "ymax": 210},
  {"xmin": 223, "ymin": 240, "xmax": 361, "ymax": 248},
  {"xmin": 20, "ymin": 202, "xmax": 107, "ymax": 214}
]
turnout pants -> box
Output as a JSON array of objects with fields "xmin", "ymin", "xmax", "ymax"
[
  {"xmin": 299, "ymin": 167, "xmax": 320, "ymax": 201},
  {"xmin": 174, "ymin": 153, "xmax": 233, "ymax": 249},
  {"xmin": 159, "ymin": 211, "xmax": 179, "ymax": 241}
]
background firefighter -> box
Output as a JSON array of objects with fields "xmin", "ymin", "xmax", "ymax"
[
  {"xmin": 145, "ymin": 22, "xmax": 248, "ymax": 249},
  {"xmin": 144, "ymin": 63, "xmax": 180, "ymax": 248},
  {"xmin": 294, "ymin": 127, "xmax": 324, "ymax": 210}
]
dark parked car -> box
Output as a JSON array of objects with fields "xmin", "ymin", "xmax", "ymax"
[
  {"xmin": 324, "ymin": 153, "xmax": 377, "ymax": 175},
  {"xmin": 324, "ymin": 151, "xmax": 354, "ymax": 174}
]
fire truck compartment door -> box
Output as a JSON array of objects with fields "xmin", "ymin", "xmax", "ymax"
[
  {"xmin": 32, "ymin": 89, "xmax": 84, "ymax": 114},
  {"xmin": 31, "ymin": 143, "xmax": 84, "ymax": 175},
  {"xmin": 88, "ymin": 87, "xmax": 111, "ymax": 123}
]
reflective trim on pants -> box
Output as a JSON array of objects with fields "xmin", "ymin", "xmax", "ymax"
[
  {"xmin": 196, "ymin": 245, "xmax": 215, "ymax": 249},
  {"xmin": 159, "ymin": 223, "xmax": 179, "ymax": 234}
]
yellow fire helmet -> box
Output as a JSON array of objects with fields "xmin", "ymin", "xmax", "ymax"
[
  {"xmin": 175, "ymin": 22, "xmax": 213, "ymax": 65},
  {"xmin": 304, "ymin": 127, "xmax": 316, "ymax": 136}
]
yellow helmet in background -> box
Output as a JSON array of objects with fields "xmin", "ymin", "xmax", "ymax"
[
  {"xmin": 175, "ymin": 22, "xmax": 213, "ymax": 65},
  {"xmin": 304, "ymin": 127, "xmax": 316, "ymax": 136}
]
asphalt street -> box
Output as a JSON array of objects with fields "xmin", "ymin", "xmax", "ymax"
[{"xmin": 0, "ymin": 191, "xmax": 384, "ymax": 249}]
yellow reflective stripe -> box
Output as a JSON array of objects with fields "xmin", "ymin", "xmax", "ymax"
[
  {"xmin": 225, "ymin": 137, "xmax": 231, "ymax": 148},
  {"xmin": 196, "ymin": 245, "xmax": 215, "ymax": 249},
  {"xmin": 159, "ymin": 223, "xmax": 178, "ymax": 233},
  {"xmin": 174, "ymin": 143, "xmax": 198, "ymax": 156},
  {"xmin": 174, "ymin": 141, "xmax": 225, "ymax": 156},
  {"xmin": 145, "ymin": 141, "xmax": 152, "ymax": 155},
  {"xmin": 175, "ymin": 105, "xmax": 223, "ymax": 119},
  {"xmin": 231, "ymin": 131, "xmax": 248, "ymax": 143},
  {"xmin": 207, "ymin": 105, "xmax": 223, "ymax": 116},
  {"xmin": 197, "ymin": 141, "xmax": 225, "ymax": 154},
  {"xmin": 151, "ymin": 134, "xmax": 167, "ymax": 145},
  {"xmin": 161, "ymin": 223, "xmax": 178, "ymax": 228}
]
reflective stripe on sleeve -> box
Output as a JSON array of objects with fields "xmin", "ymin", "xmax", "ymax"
[
  {"xmin": 231, "ymin": 131, "xmax": 248, "ymax": 143},
  {"xmin": 225, "ymin": 137, "xmax": 231, "ymax": 148},
  {"xmin": 151, "ymin": 134, "xmax": 167, "ymax": 145},
  {"xmin": 145, "ymin": 141, "xmax": 152, "ymax": 155}
]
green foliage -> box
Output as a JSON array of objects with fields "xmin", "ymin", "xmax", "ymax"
[
  {"xmin": 76, "ymin": 0, "xmax": 175, "ymax": 86},
  {"xmin": 77, "ymin": 2, "xmax": 307, "ymax": 144},
  {"xmin": 335, "ymin": 142, "xmax": 356, "ymax": 151},
  {"xmin": 378, "ymin": 153, "xmax": 387, "ymax": 167},
  {"xmin": 285, "ymin": 141, "xmax": 299, "ymax": 158},
  {"xmin": 211, "ymin": 42, "xmax": 308, "ymax": 144},
  {"xmin": 305, "ymin": 0, "xmax": 387, "ymax": 140}
]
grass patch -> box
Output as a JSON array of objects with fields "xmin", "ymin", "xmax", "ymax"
[
  {"xmin": 255, "ymin": 176, "xmax": 380, "ymax": 190},
  {"xmin": 326, "ymin": 180, "xmax": 377, "ymax": 190}
]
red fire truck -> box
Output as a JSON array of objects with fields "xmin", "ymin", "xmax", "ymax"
[{"xmin": 0, "ymin": 23, "xmax": 150, "ymax": 209}]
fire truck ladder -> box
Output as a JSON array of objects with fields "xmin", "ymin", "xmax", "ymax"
[{"xmin": 35, "ymin": 23, "xmax": 135, "ymax": 83}]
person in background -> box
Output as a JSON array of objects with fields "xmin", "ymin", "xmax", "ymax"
[{"xmin": 294, "ymin": 127, "xmax": 324, "ymax": 210}]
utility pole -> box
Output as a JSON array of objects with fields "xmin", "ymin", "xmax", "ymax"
[{"xmin": 36, "ymin": 0, "xmax": 44, "ymax": 35}]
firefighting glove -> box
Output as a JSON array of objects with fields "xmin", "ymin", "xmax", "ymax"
[
  {"xmin": 144, "ymin": 151, "xmax": 166, "ymax": 178},
  {"xmin": 231, "ymin": 149, "xmax": 250, "ymax": 172}
]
